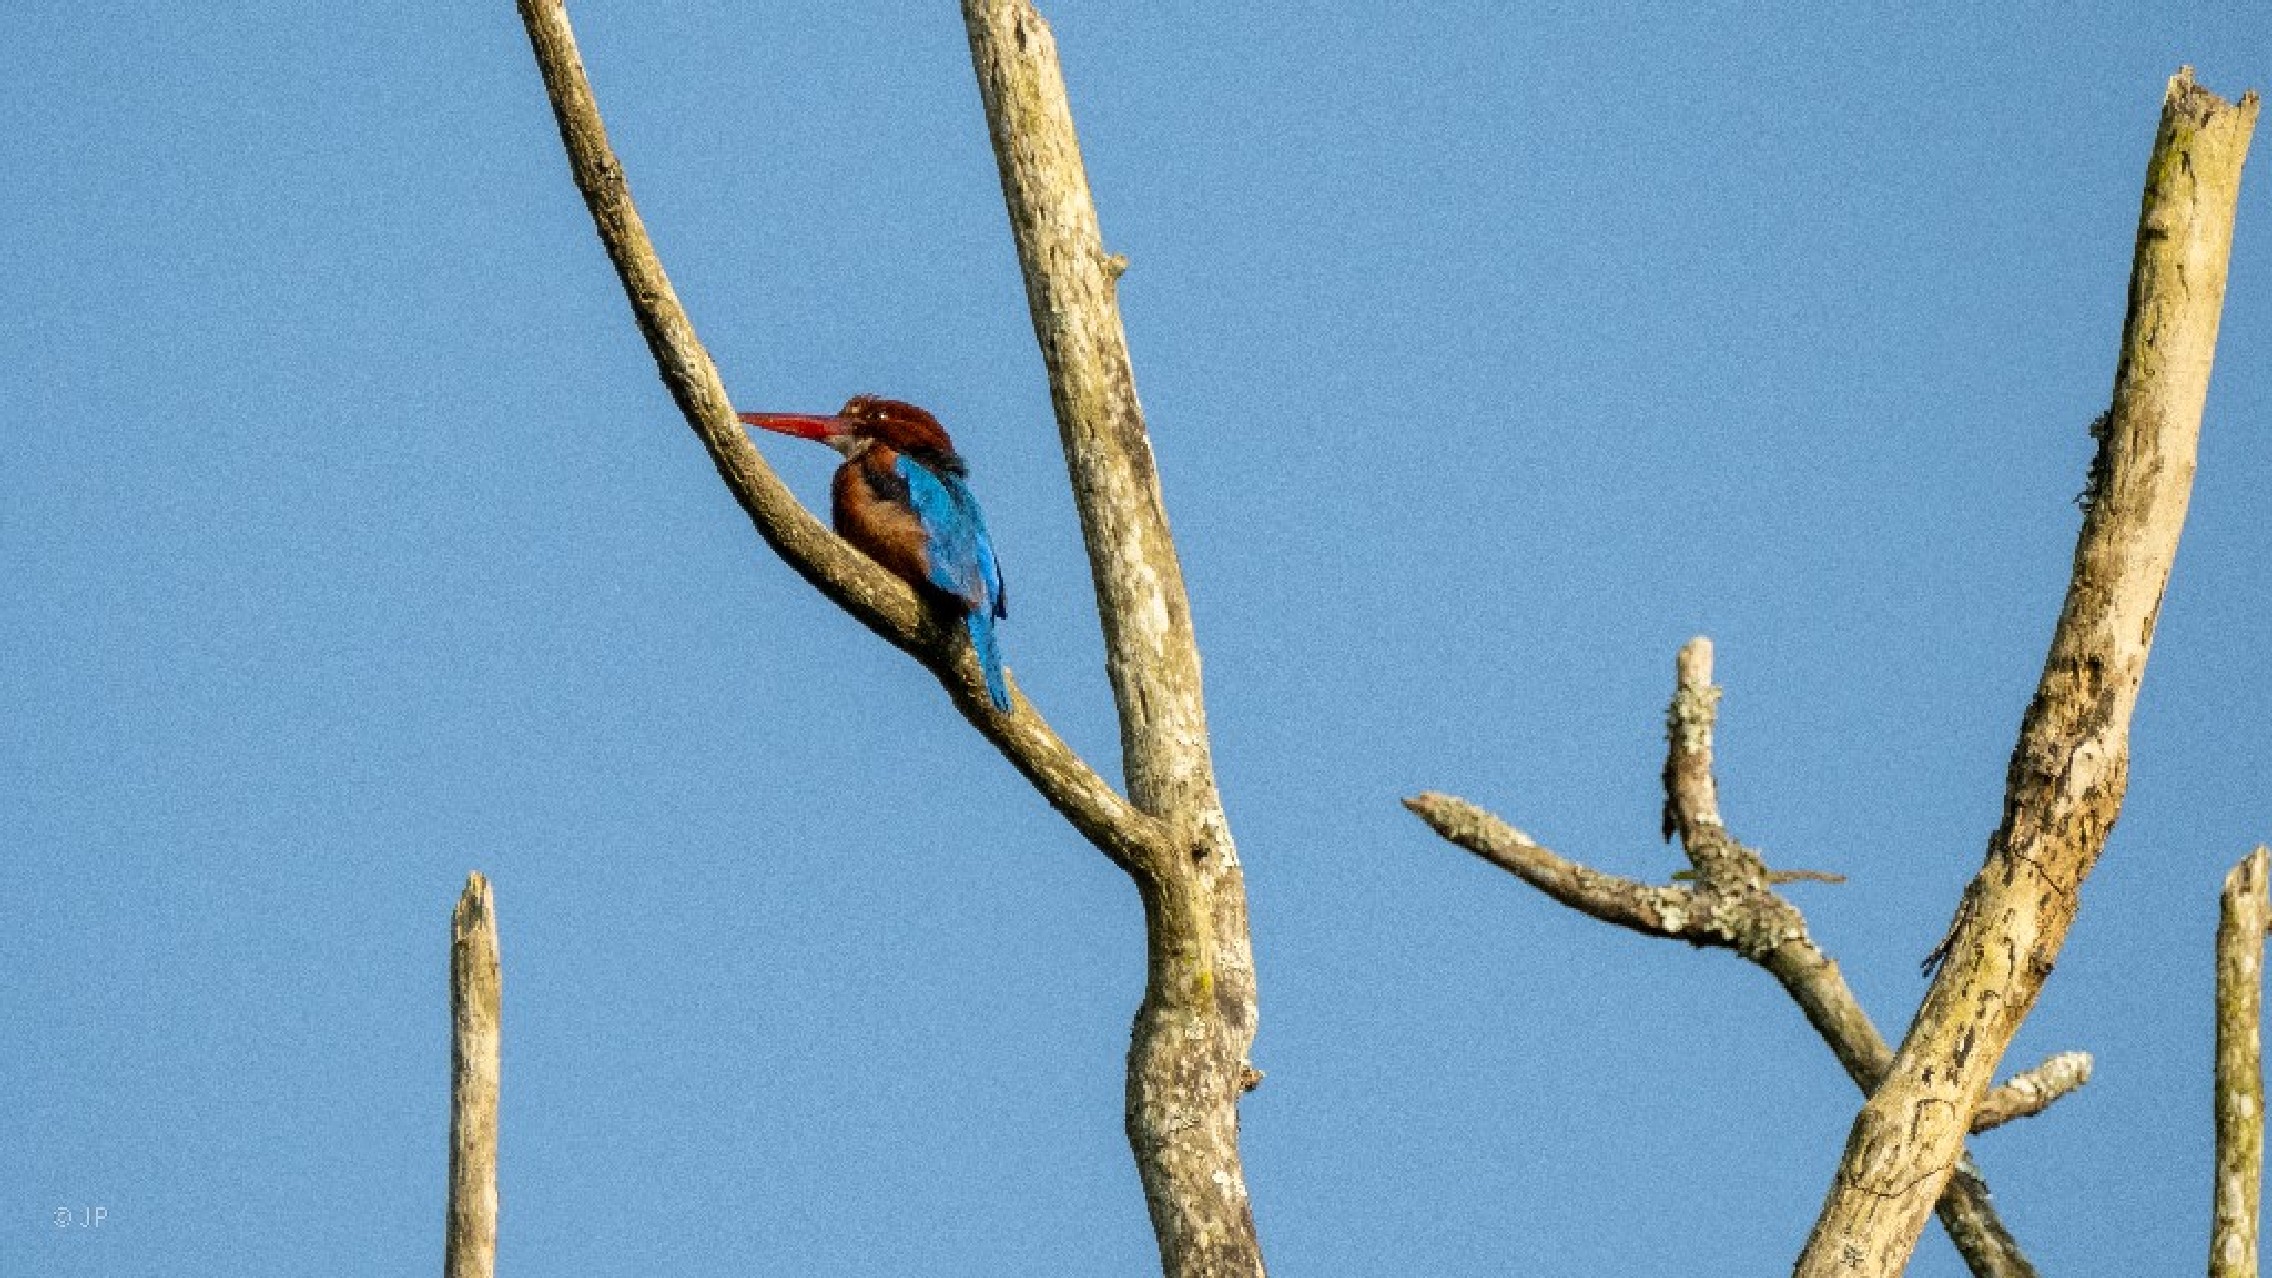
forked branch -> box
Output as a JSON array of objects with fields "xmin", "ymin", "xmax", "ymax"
[{"xmin": 1409, "ymin": 637, "xmax": 2083, "ymax": 1278}]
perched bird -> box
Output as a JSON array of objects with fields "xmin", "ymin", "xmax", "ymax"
[{"xmin": 737, "ymin": 395, "xmax": 1011, "ymax": 711}]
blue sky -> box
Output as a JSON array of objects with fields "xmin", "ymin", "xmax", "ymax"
[{"xmin": 5, "ymin": 4, "xmax": 2267, "ymax": 1274}]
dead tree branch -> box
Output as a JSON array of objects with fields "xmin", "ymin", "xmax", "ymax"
[
  {"xmin": 516, "ymin": 2, "xmax": 1262, "ymax": 1272},
  {"xmin": 1969, "ymin": 1051, "xmax": 2093, "ymax": 1133},
  {"xmin": 1409, "ymin": 637, "xmax": 2078, "ymax": 1278},
  {"xmin": 962, "ymin": 5, "xmax": 1262, "ymax": 1273},
  {"xmin": 2213, "ymin": 847, "xmax": 2271, "ymax": 1278},
  {"xmin": 1794, "ymin": 69, "xmax": 2258, "ymax": 1277},
  {"xmin": 446, "ymin": 872, "xmax": 501, "ymax": 1278}
]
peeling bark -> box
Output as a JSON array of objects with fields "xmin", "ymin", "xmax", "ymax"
[
  {"xmin": 962, "ymin": 5, "xmax": 1262, "ymax": 1274},
  {"xmin": 1793, "ymin": 68, "xmax": 2258, "ymax": 1278}
]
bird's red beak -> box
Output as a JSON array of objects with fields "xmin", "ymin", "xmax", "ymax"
[{"xmin": 737, "ymin": 411, "xmax": 849, "ymax": 446}]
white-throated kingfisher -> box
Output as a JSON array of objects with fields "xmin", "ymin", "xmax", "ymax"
[{"xmin": 737, "ymin": 395, "xmax": 1011, "ymax": 711}]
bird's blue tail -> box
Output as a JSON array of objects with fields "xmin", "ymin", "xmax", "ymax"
[{"xmin": 967, "ymin": 608, "xmax": 1010, "ymax": 711}]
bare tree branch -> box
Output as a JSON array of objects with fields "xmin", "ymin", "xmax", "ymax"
[
  {"xmin": 2213, "ymin": 847, "xmax": 2271, "ymax": 1278},
  {"xmin": 1795, "ymin": 69, "xmax": 2259, "ymax": 1277},
  {"xmin": 962, "ymin": 5, "xmax": 1263, "ymax": 1273},
  {"xmin": 512, "ymin": 0, "xmax": 1167, "ymax": 876},
  {"xmin": 1662, "ymin": 638, "xmax": 1725, "ymax": 842},
  {"xmin": 446, "ymin": 872, "xmax": 500, "ymax": 1278},
  {"xmin": 1411, "ymin": 636, "xmax": 2083, "ymax": 1278},
  {"xmin": 1969, "ymin": 1052, "xmax": 2093, "ymax": 1133},
  {"xmin": 1405, "ymin": 795, "xmax": 1701, "ymax": 939}
]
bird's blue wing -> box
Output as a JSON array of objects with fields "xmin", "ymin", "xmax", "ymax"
[
  {"xmin": 894, "ymin": 457, "xmax": 995, "ymax": 608},
  {"xmin": 977, "ymin": 510, "xmax": 1006, "ymax": 621},
  {"xmin": 897, "ymin": 455, "xmax": 1010, "ymax": 709}
]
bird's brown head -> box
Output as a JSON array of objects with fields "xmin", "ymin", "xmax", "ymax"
[
  {"xmin": 836, "ymin": 395, "xmax": 958, "ymax": 459},
  {"xmin": 737, "ymin": 394, "xmax": 962, "ymax": 468}
]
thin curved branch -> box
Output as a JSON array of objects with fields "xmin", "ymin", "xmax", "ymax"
[
  {"xmin": 513, "ymin": 0, "xmax": 1167, "ymax": 876},
  {"xmin": 1796, "ymin": 70, "xmax": 2258, "ymax": 1277}
]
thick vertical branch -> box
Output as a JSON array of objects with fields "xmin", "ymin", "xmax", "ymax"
[
  {"xmin": 961, "ymin": 5, "xmax": 1261, "ymax": 1275},
  {"xmin": 958, "ymin": 0, "xmax": 1220, "ymax": 825},
  {"xmin": 1795, "ymin": 69, "xmax": 2258, "ymax": 1278},
  {"xmin": 446, "ymin": 872, "xmax": 501, "ymax": 1278},
  {"xmin": 2214, "ymin": 848, "xmax": 2271, "ymax": 1278}
]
